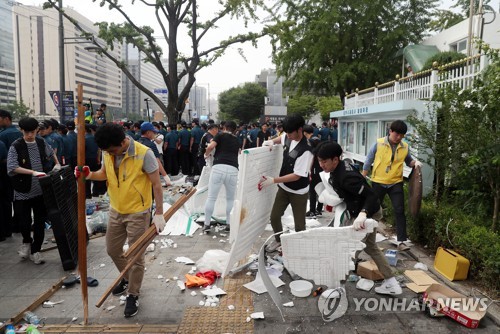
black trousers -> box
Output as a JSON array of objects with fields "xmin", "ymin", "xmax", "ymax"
[
  {"xmin": 191, "ymin": 143, "xmax": 200, "ymax": 175},
  {"xmin": 165, "ymin": 149, "xmax": 179, "ymax": 176},
  {"xmin": 14, "ymin": 196, "xmax": 46, "ymax": 253},
  {"xmin": 372, "ymin": 181, "xmax": 407, "ymax": 242},
  {"xmin": 309, "ymin": 174, "xmax": 324, "ymax": 213},
  {"xmin": 179, "ymin": 145, "xmax": 191, "ymax": 175}
]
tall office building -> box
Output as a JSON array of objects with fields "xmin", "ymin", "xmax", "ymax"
[
  {"xmin": 0, "ymin": 0, "xmax": 17, "ymax": 106},
  {"xmin": 122, "ymin": 43, "xmax": 170, "ymax": 121},
  {"xmin": 255, "ymin": 69, "xmax": 287, "ymax": 121},
  {"xmin": 13, "ymin": 4, "xmax": 122, "ymax": 119}
]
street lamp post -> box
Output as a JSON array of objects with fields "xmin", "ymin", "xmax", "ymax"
[{"xmin": 58, "ymin": 0, "xmax": 65, "ymax": 123}]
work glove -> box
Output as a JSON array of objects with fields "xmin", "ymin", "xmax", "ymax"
[
  {"xmin": 318, "ymin": 190, "xmax": 343, "ymax": 206},
  {"xmin": 352, "ymin": 211, "xmax": 367, "ymax": 230},
  {"xmin": 262, "ymin": 140, "xmax": 274, "ymax": 147},
  {"xmin": 152, "ymin": 214, "xmax": 166, "ymax": 234},
  {"xmin": 32, "ymin": 171, "xmax": 47, "ymax": 177},
  {"xmin": 414, "ymin": 160, "xmax": 423, "ymax": 168},
  {"xmin": 74, "ymin": 166, "xmax": 90, "ymax": 180},
  {"xmin": 52, "ymin": 163, "xmax": 61, "ymax": 172},
  {"xmin": 258, "ymin": 176, "xmax": 274, "ymax": 191}
]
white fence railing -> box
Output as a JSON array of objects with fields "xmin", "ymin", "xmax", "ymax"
[{"xmin": 344, "ymin": 55, "xmax": 488, "ymax": 109}]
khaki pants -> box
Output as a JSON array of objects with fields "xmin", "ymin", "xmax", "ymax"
[
  {"xmin": 270, "ymin": 187, "xmax": 308, "ymax": 242},
  {"xmin": 349, "ymin": 208, "xmax": 394, "ymax": 279},
  {"xmin": 106, "ymin": 208, "xmax": 151, "ymax": 296}
]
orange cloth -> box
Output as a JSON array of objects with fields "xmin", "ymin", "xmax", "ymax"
[{"xmin": 185, "ymin": 274, "xmax": 210, "ymax": 288}]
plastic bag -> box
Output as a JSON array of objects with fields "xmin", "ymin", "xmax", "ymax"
[{"xmin": 196, "ymin": 249, "xmax": 230, "ymax": 273}]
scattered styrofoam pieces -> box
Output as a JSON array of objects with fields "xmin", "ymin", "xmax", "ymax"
[
  {"xmin": 146, "ymin": 243, "xmax": 155, "ymax": 253},
  {"xmin": 106, "ymin": 306, "xmax": 116, "ymax": 311},
  {"xmin": 199, "ymin": 301, "xmax": 205, "ymax": 306},
  {"xmin": 157, "ymin": 275, "xmax": 164, "ymax": 280},
  {"xmin": 160, "ymin": 261, "xmax": 163, "ymax": 265},
  {"xmin": 356, "ymin": 278, "xmax": 375, "ymax": 291},
  {"xmin": 190, "ymin": 291, "xmax": 197, "ymax": 296},
  {"xmin": 71, "ymin": 317, "xmax": 78, "ymax": 322},
  {"xmin": 99, "ymin": 264, "xmax": 105, "ymax": 268},
  {"xmin": 265, "ymin": 267, "xmax": 283, "ymax": 278},
  {"xmin": 119, "ymin": 300, "xmax": 125, "ymax": 306},
  {"xmin": 376, "ymin": 233, "xmax": 387, "ymax": 242},
  {"xmin": 212, "ymin": 235, "xmax": 217, "ymax": 239},
  {"xmin": 173, "ymin": 276, "xmax": 178, "ymax": 280},
  {"xmin": 219, "ymin": 233, "xmax": 227, "ymax": 237},
  {"xmin": 165, "ymin": 279, "xmax": 170, "ymax": 283},
  {"xmin": 211, "ymin": 303, "xmax": 217, "ymax": 307},
  {"xmin": 280, "ymin": 220, "xmax": 377, "ymax": 287},
  {"xmin": 246, "ymin": 317, "xmax": 251, "ymax": 322},
  {"xmin": 204, "ymin": 301, "xmax": 211, "ymax": 307},
  {"xmin": 173, "ymin": 243, "xmax": 178, "ymax": 248},
  {"xmin": 228, "ymin": 305, "xmax": 235, "ymax": 310},
  {"xmin": 175, "ymin": 256, "xmax": 195, "ymax": 264},
  {"xmin": 119, "ymin": 295, "xmax": 127, "ymax": 301},
  {"xmin": 251, "ymin": 312, "xmax": 264, "ymax": 319},
  {"xmin": 246, "ymin": 272, "xmax": 252, "ymax": 276},
  {"xmin": 283, "ymin": 302, "xmax": 294, "ymax": 307},
  {"xmin": 219, "ymin": 239, "xmax": 226, "ymax": 243},
  {"xmin": 201, "ymin": 287, "xmax": 227, "ymax": 297},
  {"xmin": 177, "ymin": 280, "xmax": 186, "ymax": 291},
  {"xmin": 243, "ymin": 275, "xmax": 285, "ymax": 294}
]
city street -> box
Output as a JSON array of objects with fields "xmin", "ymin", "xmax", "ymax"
[{"xmin": 0, "ymin": 209, "xmax": 498, "ymax": 333}]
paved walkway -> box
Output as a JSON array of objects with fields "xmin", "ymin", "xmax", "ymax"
[{"xmin": 0, "ymin": 210, "xmax": 498, "ymax": 333}]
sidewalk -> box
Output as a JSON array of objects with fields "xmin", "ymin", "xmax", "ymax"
[{"xmin": 0, "ymin": 210, "xmax": 498, "ymax": 333}]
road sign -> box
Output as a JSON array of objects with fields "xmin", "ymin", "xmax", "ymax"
[
  {"xmin": 49, "ymin": 91, "xmax": 75, "ymax": 120},
  {"xmin": 154, "ymin": 88, "xmax": 168, "ymax": 94}
]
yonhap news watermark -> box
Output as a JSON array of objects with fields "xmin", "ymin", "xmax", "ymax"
[{"xmin": 319, "ymin": 290, "xmax": 489, "ymax": 322}]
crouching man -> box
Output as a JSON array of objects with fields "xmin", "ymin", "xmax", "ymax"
[{"xmin": 316, "ymin": 142, "xmax": 402, "ymax": 295}]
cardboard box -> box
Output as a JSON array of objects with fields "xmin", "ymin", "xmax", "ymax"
[
  {"xmin": 423, "ymin": 284, "xmax": 487, "ymax": 329},
  {"xmin": 434, "ymin": 247, "xmax": 470, "ymax": 281},
  {"xmin": 357, "ymin": 260, "xmax": 385, "ymax": 281}
]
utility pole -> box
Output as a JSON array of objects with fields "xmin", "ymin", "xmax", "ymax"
[{"xmin": 58, "ymin": 0, "xmax": 65, "ymax": 122}]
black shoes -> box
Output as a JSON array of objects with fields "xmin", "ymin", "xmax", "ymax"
[
  {"xmin": 202, "ymin": 225, "xmax": 211, "ymax": 233},
  {"xmin": 124, "ymin": 295, "xmax": 139, "ymax": 317},
  {"xmin": 112, "ymin": 278, "xmax": 128, "ymax": 296}
]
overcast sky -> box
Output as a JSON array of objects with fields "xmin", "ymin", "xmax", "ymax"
[{"xmin": 22, "ymin": 0, "xmax": 499, "ymax": 97}]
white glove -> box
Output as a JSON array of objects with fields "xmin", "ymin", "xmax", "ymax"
[
  {"xmin": 262, "ymin": 139, "xmax": 274, "ymax": 147},
  {"xmin": 152, "ymin": 214, "xmax": 166, "ymax": 233},
  {"xmin": 32, "ymin": 171, "xmax": 46, "ymax": 177},
  {"xmin": 318, "ymin": 190, "xmax": 343, "ymax": 206},
  {"xmin": 353, "ymin": 211, "xmax": 367, "ymax": 230},
  {"xmin": 52, "ymin": 163, "xmax": 61, "ymax": 172},
  {"xmin": 414, "ymin": 160, "xmax": 423, "ymax": 168},
  {"xmin": 258, "ymin": 176, "xmax": 274, "ymax": 191}
]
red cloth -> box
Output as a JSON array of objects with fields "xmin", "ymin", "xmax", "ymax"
[{"xmin": 195, "ymin": 270, "xmax": 220, "ymax": 286}]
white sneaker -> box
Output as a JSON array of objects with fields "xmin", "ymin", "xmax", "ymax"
[
  {"xmin": 18, "ymin": 243, "xmax": 30, "ymax": 259},
  {"xmin": 265, "ymin": 240, "xmax": 281, "ymax": 253},
  {"xmin": 374, "ymin": 279, "xmax": 402, "ymax": 295},
  {"xmin": 30, "ymin": 252, "xmax": 45, "ymax": 265}
]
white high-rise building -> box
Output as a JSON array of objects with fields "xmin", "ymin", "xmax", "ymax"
[
  {"xmin": 0, "ymin": 0, "xmax": 17, "ymax": 106},
  {"xmin": 13, "ymin": 4, "xmax": 122, "ymax": 120}
]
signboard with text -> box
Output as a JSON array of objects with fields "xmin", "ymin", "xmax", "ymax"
[{"xmin": 49, "ymin": 91, "xmax": 75, "ymax": 121}]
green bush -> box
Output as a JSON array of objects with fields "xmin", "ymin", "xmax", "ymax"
[{"xmin": 421, "ymin": 51, "xmax": 467, "ymax": 71}]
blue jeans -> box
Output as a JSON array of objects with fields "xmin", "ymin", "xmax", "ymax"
[{"xmin": 204, "ymin": 164, "xmax": 238, "ymax": 226}]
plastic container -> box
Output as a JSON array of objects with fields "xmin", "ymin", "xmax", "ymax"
[
  {"xmin": 23, "ymin": 311, "xmax": 41, "ymax": 325},
  {"xmin": 385, "ymin": 250, "xmax": 398, "ymax": 266},
  {"xmin": 26, "ymin": 325, "xmax": 41, "ymax": 334},
  {"xmin": 289, "ymin": 280, "xmax": 313, "ymax": 297},
  {"xmin": 5, "ymin": 324, "xmax": 15, "ymax": 334},
  {"xmin": 434, "ymin": 247, "xmax": 470, "ymax": 281}
]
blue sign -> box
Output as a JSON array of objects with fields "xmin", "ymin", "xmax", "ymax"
[{"xmin": 154, "ymin": 88, "xmax": 168, "ymax": 94}]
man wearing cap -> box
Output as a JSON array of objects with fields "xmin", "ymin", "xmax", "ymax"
[
  {"xmin": 0, "ymin": 109, "xmax": 22, "ymax": 149},
  {"xmin": 137, "ymin": 122, "xmax": 171, "ymax": 186}
]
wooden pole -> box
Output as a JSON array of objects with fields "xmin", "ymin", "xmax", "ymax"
[
  {"xmin": 76, "ymin": 84, "xmax": 89, "ymax": 324},
  {"xmin": 96, "ymin": 187, "xmax": 196, "ymax": 308}
]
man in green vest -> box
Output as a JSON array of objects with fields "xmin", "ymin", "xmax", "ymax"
[{"xmin": 75, "ymin": 123, "xmax": 165, "ymax": 318}]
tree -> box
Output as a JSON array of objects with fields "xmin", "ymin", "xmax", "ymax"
[
  {"xmin": 268, "ymin": 0, "xmax": 438, "ymax": 103},
  {"xmin": 316, "ymin": 96, "xmax": 342, "ymax": 121},
  {"xmin": 286, "ymin": 95, "xmax": 317, "ymax": 120},
  {"xmin": 44, "ymin": 0, "xmax": 269, "ymax": 123},
  {"xmin": 408, "ymin": 43, "xmax": 499, "ymax": 230},
  {"xmin": 428, "ymin": 9, "xmax": 464, "ymax": 32},
  {"xmin": 3, "ymin": 100, "xmax": 34, "ymax": 121},
  {"xmin": 218, "ymin": 82, "xmax": 266, "ymax": 123},
  {"xmin": 452, "ymin": 0, "xmax": 491, "ymax": 16}
]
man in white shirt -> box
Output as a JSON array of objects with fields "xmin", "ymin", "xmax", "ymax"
[{"xmin": 258, "ymin": 115, "xmax": 314, "ymax": 252}]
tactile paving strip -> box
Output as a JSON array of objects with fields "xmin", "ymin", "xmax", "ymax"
[
  {"xmin": 177, "ymin": 306, "xmax": 253, "ymax": 334},
  {"xmin": 40, "ymin": 324, "xmax": 179, "ymax": 333}
]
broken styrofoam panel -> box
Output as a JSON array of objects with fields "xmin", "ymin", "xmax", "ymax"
[
  {"xmin": 280, "ymin": 220, "xmax": 378, "ymax": 288},
  {"xmin": 160, "ymin": 202, "xmax": 199, "ymax": 236},
  {"xmin": 223, "ymin": 146, "xmax": 284, "ymax": 277}
]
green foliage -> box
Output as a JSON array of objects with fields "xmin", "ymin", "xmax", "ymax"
[
  {"xmin": 286, "ymin": 95, "xmax": 317, "ymax": 120},
  {"xmin": 316, "ymin": 96, "xmax": 343, "ymax": 121},
  {"xmin": 421, "ymin": 51, "xmax": 467, "ymax": 70},
  {"xmin": 403, "ymin": 200, "xmax": 500, "ymax": 292},
  {"xmin": 2, "ymin": 100, "xmax": 34, "ymax": 121},
  {"xmin": 269, "ymin": 0, "xmax": 438, "ymax": 97},
  {"xmin": 218, "ymin": 83, "xmax": 266, "ymax": 123},
  {"xmin": 428, "ymin": 9, "xmax": 465, "ymax": 32},
  {"xmin": 452, "ymin": 0, "xmax": 492, "ymax": 16}
]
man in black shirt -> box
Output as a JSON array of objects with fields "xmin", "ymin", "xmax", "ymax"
[
  {"xmin": 316, "ymin": 142, "xmax": 402, "ymax": 295},
  {"xmin": 256, "ymin": 123, "xmax": 272, "ymax": 147},
  {"xmin": 137, "ymin": 122, "xmax": 171, "ymax": 186}
]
